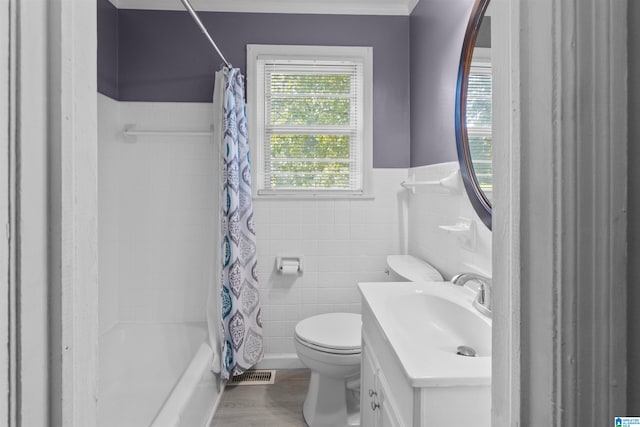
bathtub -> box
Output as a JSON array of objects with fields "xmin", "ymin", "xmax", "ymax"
[{"xmin": 98, "ymin": 323, "xmax": 223, "ymax": 427}]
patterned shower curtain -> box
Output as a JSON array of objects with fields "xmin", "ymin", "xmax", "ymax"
[{"xmin": 219, "ymin": 68, "xmax": 263, "ymax": 380}]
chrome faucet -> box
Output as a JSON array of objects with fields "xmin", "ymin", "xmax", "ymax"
[{"xmin": 451, "ymin": 273, "xmax": 492, "ymax": 318}]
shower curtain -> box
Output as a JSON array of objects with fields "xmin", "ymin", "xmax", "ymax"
[{"xmin": 208, "ymin": 68, "xmax": 263, "ymax": 380}]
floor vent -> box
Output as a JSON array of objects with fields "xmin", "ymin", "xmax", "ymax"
[{"xmin": 228, "ymin": 369, "xmax": 276, "ymax": 386}]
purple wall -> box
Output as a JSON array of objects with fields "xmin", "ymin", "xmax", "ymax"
[
  {"xmin": 476, "ymin": 16, "xmax": 491, "ymax": 48},
  {"xmin": 97, "ymin": 3, "xmax": 478, "ymax": 169},
  {"xmin": 99, "ymin": 9, "xmax": 410, "ymax": 168},
  {"xmin": 409, "ymin": 0, "xmax": 473, "ymax": 167},
  {"xmin": 97, "ymin": 0, "xmax": 118, "ymax": 99}
]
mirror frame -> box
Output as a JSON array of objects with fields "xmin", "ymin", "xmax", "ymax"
[{"xmin": 455, "ymin": 0, "xmax": 492, "ymax": 230}]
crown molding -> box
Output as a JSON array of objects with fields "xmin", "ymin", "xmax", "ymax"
[
  {"xmin": 406, "ymin": 0, "xmax": 419, "ymax": 13},
  {"xmin": 108, "ymin": 0, "xmax": 416, "ymax": 15}
]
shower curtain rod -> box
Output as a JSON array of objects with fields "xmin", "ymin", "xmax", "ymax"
[{"xmin": 178, "ymin": 0, "xmax": 232, "ymax": 68}]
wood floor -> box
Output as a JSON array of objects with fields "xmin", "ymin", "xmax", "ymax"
[{"xmin": 211, "ymin": 369, "xmax": 310, "ymax": 427}]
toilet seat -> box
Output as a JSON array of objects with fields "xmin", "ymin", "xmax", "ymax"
[
  {"xmin": 295, "ymin": 335, "xmax": 361, "ymax": 355},
  {"xmin": 294, "ymin": 313, "xmax": 361, "ymax": 355}
]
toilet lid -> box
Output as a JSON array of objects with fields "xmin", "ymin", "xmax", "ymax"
[{"xmin": 295, "ymin": 313, "xmax": 361, "ymax": 352}]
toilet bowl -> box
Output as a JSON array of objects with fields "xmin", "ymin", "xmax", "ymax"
[
  {"xmin": 294, "ymin": 313, "xmax": 361, "ymax": 427},
  {"xmin": 294, "ymin": 255, "xmax": 443, "ymax": 427}
]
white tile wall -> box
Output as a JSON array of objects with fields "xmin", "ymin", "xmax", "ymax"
[
  {"xmin": 98, "ymin": 96, "xmax": 216, "ymax": 331},
  {"xmin": 98, "ymin": 95, "xmax": 409, "ymax": 356},
  {"xmin": 255, "ymin": 169, "xmax": 408, "ymax": 355},
  {"xmin": 407, "ymin": 162, "xmax": 492, "ymax": 279}
]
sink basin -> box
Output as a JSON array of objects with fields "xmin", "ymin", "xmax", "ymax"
[
  {"xmin": 358, "ymin": 281, "xmax": 492, "ymax": 387},
  {"xmin": 388, "ymin": 293, "xmax": 491, "ymax": 357}
]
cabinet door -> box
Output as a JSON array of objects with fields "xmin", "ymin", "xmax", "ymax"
[
  {"xmin": 376, "ymin": 370, "xmax": 402, "ymax": 427},
  {"xmin": 361, "ymin": 345, "xmax": 380, "ymax": 427}
]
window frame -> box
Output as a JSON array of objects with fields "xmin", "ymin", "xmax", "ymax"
[{"xmin": 247, "ymin": 44, "xmax": 373, "ymax": 199}]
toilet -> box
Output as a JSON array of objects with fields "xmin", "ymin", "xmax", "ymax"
[{"xmin": 294, "ymin": 255, "xmax": 443, "ymax": 427}]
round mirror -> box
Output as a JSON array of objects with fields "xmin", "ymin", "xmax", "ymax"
[{"xmin": 455, "ymin": 0, "xmax": 492, "ymax": 230}]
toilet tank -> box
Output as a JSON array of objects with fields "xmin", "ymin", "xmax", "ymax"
[{"xmin": 386, "ymin": 255, "xmax": 444, "ymax": 282}]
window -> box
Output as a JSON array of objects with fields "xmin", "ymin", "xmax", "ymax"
[
  {"xmin": 247, "ymin": 45, "xmax": 372, "ymax": 197},
  {"xmin": 467, "ymin": 48, "xmax": 492, "ymax": 196}
]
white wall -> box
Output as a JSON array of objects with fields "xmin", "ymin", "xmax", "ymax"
[
  {"xmin": 98, "ymin": 95, "xmax": 408, "ymax": 358},
  {"xmin": 99, "ymin": 95, "xmax": 120, "ymax": 334},
  {"xmin": 407, "ymin": 162, "xmax": 492, "ymax": 279}
]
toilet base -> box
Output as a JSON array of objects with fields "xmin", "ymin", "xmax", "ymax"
[{"xmin": 302, "ymin": 371, "xmax": 360, "ymax": 427}]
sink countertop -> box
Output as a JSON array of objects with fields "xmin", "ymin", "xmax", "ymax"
[{"xmin": 358, "ymin": 281, "xmax": 492, "ymax": 388}]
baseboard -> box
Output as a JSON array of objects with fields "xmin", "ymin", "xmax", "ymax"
[{"xmin": 254, "ymin": 353, "xmax": 304, "ymax": 370}]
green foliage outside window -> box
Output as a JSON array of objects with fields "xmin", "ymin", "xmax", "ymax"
[
  {"xmin": 270, "ymin": 135, "xmax": 350, "ymax": 159},
  {"xmin": 270, "ymin": 98, "xmax": 350, "ymax": 126},
  {"xmin": 271, "ymin": 74, "xmax": 351, "ymax": 94},
  {"xmin": 267, "ymin": 73, "xmax": 356, "ymax": 190}
]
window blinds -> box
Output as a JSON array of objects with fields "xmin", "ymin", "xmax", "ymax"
[
  {"xmin": 260, "ymin": 60, "xmax": 364, "ymax": 193},
  {"xmin": 467, "ymin": 65, "xmax": 493, "ymax": 193}
]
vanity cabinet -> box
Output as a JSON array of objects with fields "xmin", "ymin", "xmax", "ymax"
[{"xmin": 359, "ymin": 302, "xmax": 491, "ymax": 427}]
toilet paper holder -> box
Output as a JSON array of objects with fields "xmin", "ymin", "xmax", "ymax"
[{"xmin": 276, "ymin": 255, "xmax": 303, "ymax": 275}]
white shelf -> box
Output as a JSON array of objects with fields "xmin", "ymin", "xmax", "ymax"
[{"xmin": 438, "ymin": 217, "xmax": 477, "ymax": 251}]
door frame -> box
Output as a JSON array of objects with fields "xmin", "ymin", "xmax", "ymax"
[
  {"xmin": 7, "ymin": 0, "xmax": 629, "ymax": 425},
  {"xmin": 492, "ymin": 0, "xmax": 628, "ymax": 424},
  {"xmin": 12, "ymin": 0, "xmax": 99, "ymax": 425},
  {"xmin": 0, "ymin": 0, "xmax": 13, "ymax": 424}
]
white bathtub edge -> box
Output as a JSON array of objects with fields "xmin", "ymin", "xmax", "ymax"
[
  {"xmin": 150, "ymin": 351, "xmax": 303, "ymax": 427},
  {"xmin": 204, "ymin": 381, "xmax": 226, "ymax": 427},
  {"xmin": 151, "ymin": 343, "xmax": 214, "ymax": 427}
]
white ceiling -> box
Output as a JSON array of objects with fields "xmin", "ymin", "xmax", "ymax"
[{"xmin": 108, "ymin": 0, "xmax": 419, "ymax": 16}]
